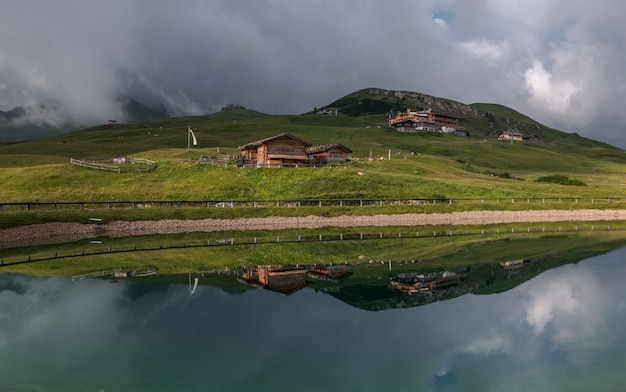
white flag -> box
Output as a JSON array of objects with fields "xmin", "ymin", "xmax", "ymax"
[{"xmin": 188, "ymin": 127, "xmax": 198, "ymax": 146}]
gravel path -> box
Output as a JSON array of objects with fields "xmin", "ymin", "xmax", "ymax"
[{"xmin": 1, "ymin": 209, "xmax": 625, "ymax": 249}]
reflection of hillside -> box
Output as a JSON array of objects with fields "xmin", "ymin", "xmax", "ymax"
[
  {"xmin": 172, "ymin": 235, "xmax": 626, "ymax": 310},
  {"xmin": 323, "ymin": 239, "xmax": 626, "ymax": 311}
]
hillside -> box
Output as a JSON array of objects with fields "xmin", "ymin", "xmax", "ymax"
[
  {"xmin": 324, "ymin": 88, "xmax": 611, "ymax": 147},
  {"xmin": 0, "ymin": 88, "xmax": 624, "ymax": 205}
]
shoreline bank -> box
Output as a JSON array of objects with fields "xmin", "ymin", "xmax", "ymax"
[{"xmin": 2, "ymin": 209, "xmax": 626, "ymax": 249}]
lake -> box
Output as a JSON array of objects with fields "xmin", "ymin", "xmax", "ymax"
[{"xmin": 2, "ymin": 245, "xmax": 626, "ymax": 391}]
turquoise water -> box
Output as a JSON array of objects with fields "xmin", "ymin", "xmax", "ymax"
[{"xmin": 2, "ymin": 246, "xmax": 626, "ymax": 391}]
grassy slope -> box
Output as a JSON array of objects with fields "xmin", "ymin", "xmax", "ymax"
[{"xmin": 0, "ymin": 107, "xmax": 624, "ymax": 205}]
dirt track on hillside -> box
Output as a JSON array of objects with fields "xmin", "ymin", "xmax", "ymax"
[{"xmin": 1, "ymin": 209, "xmax": 625, "ymax": 249}]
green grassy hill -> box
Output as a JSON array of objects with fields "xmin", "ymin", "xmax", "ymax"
[{"xmin": 0, "ymin": 90, "xmax": 624, "ymax": 205}]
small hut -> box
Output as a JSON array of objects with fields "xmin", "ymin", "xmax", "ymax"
[
  {"xmin": 238, "ymin": 133, "xmax": 311, "ymax": 168},
  {"xmin": 307, "ymin": 143, "xmax": 352, "ymax": 164}
]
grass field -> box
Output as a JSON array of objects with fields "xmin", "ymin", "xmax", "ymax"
[{"xmin": 1, "ymin": 103, "xmax": 625, "ymax": 277}]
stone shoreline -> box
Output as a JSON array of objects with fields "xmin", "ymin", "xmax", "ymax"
[{"xmin": 1, "ymin": 209, "xmax": 626, "ymax": 249}]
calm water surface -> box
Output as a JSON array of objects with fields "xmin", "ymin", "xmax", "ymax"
[{"xmin": 2, "ymin": 246, "xmax": 626, "ymax": 391}]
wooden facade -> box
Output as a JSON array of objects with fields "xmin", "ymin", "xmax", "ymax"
[
  {"xmin": 307, "ymin": 143, "xmax": 353, "ymax": 164},
  {"xmin": 498, "ymin": 130, "xmax": 523, "ymax": 141},
  {"xmin": 238, "ymin": 133, "xmax": 311, "ymax": 168},
  {"xmin": 389, "ymin": 109, "xmax": 459, "ymax": 132},
  {"xmin": 239, "ymin": 133, "xmax": 352, "ymax": 167}
]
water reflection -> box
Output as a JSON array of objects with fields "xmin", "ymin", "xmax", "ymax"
[
  {"xmin": 1, "ymin": 246, "xmax": 626, "ymax": 391},
  {"xmin": 238, "ymin": 264, "xmax": 352, "ymax": 295}
]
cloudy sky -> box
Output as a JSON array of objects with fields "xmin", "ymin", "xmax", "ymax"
[{"xmin": 1, "ymin": 0, "xmax": 625, "ymax": 147}]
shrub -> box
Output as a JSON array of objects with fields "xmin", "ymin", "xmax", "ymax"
[{"xmin": 535, "ymin": 175, "xmax": 586, "ymax": 186}]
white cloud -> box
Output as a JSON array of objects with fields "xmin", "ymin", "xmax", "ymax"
[
  {"xmin": 458, "ymin": 38, "xmax": 506, "ymax": 62},
  {"xmin": 524, "ymin": 60, "xmax": 580, "ymax": 114}
]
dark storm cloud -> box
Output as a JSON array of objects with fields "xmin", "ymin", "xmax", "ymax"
[{"xmin": 1, "ymin": 0, "xmax": 625, "ymax": 147}]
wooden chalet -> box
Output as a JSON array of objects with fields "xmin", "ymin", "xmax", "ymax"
[
  {"xmin": 238, "ymin": 133, "xmax": 311, "ymax": 168},
  {"xmin": 523, "ymin": 135, "xmax": 541, "ymax": 142},
  {"xmin": 389, "ymin": 109, "xmax": 459, "ymax": 132},
  {"xmin": 307, "ymin": 143, "xmax": 352, "ymax": 164},
  {"xmin": 498, "ymin": 130, "xmax": 523, "ymax": 141}
]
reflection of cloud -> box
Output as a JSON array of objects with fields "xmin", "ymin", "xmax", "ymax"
[
  {"xmin": 461, "ymin": 330, "xmax": 510, "ymax": 356},
  {"xmin": 2, "ymin": 246, "xmax": 626, "ymax": 390},
  {"xmin": 524, "ymin": 274, "xmax": 581, "ymax": 334}
]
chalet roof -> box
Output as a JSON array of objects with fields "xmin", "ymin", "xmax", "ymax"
[
  {"xmin": 306, "ymin": 143, "xmax": 352, "ymax": 154},
  {"xmin": 238, "ymin": 133, "xmax": 312, "ymax": 150}
]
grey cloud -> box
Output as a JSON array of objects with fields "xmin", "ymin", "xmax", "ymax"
[{"xmin": 0, "ymin": 0, "xmax": 625, "ymax": 147}]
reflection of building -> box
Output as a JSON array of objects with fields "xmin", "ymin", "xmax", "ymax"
[
  {"xmin": 390, "ymin": 270, "xmax": 464, "ymax": 294},
  {"xmin": 307, "ymin": 264, "xmax": 352, "ymax": 282},
  {"xmin": 240, "ymin": 265, "xmax": 308, "ymax": 295},
  {"xmin": 499, "ymin": 259, "xmax": 524, "ymax": 269}
]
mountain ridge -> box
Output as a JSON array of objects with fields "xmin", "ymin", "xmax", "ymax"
[{"xmin": 0, "ymin": 96, "xmax": 169, "ymax": 143}]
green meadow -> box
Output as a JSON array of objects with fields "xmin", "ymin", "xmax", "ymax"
[
  {"xmin": 0, "ymin": 108, "xmax": 624, "ymax": 205},
  {"xmin": 1, "ymin": 97, "xmax": 625, "ymax": 276}
]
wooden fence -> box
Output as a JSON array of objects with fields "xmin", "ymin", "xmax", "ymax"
[
  {"xmin": 1, "ymin": 196, "xmax": 624, "ymax": 212},
  {"xmin": 69, "ymin": 157, "xmax": 156, "ymax": 173},
  {"xmin": 70, "ymin": 158, "xmax": 121, "ymax": 173}
]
